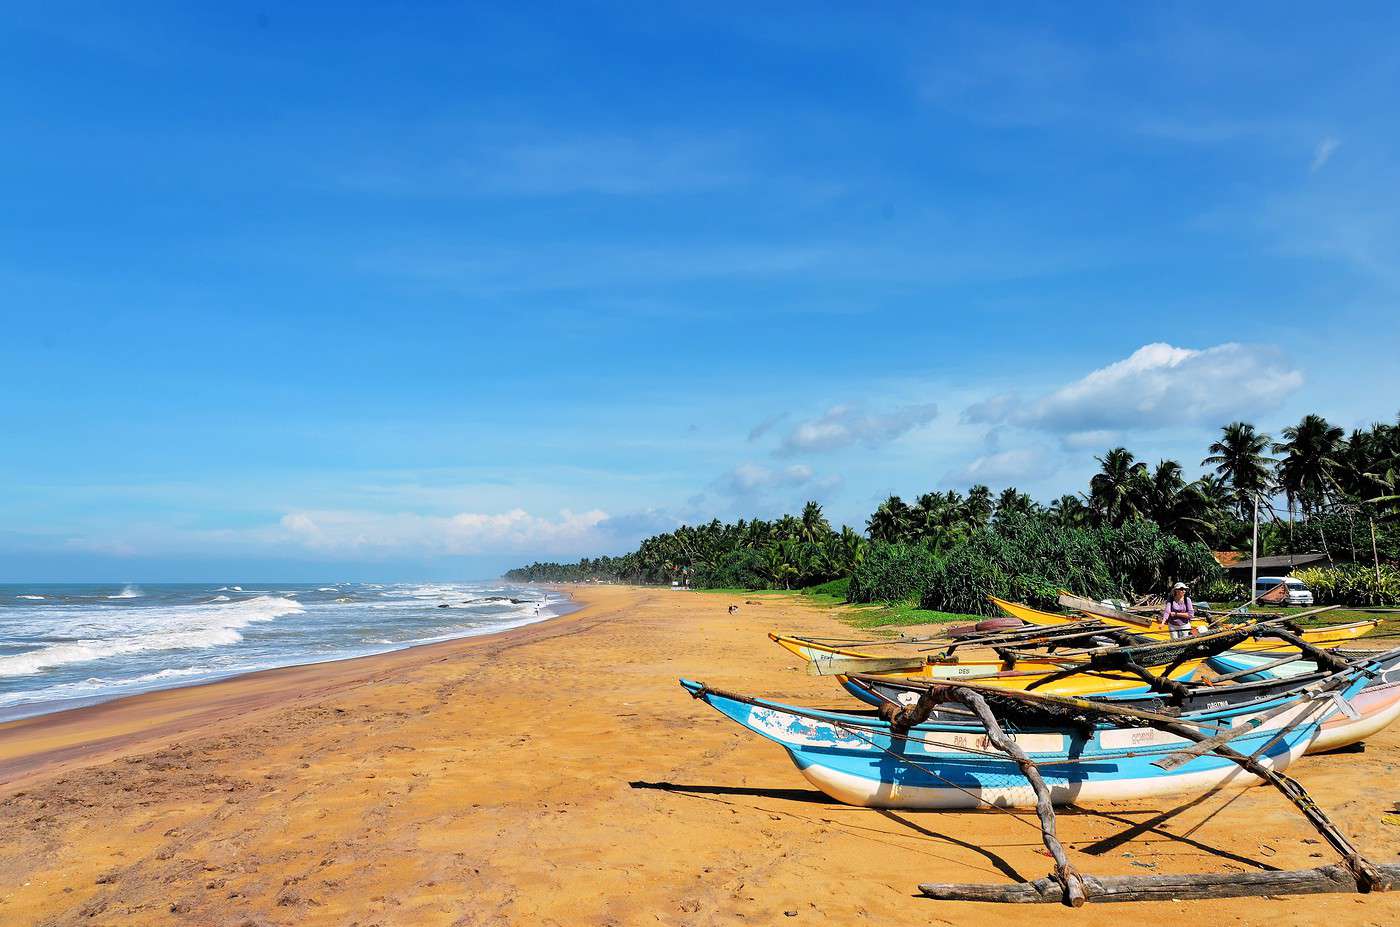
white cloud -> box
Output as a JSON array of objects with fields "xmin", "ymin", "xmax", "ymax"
[
  {"xmin": 1058, "ymin": 429, "xmax": 1119, "ymax": 451},
  {"xmin": 1310, "ymin": 137, "xmax": 1341, "ymax": 173},
  {"xmin": 776, "ymin": 402, "xmax": 939, "ymax": 455},
  {"xmin": 277, "ymin": 507, "xmax": 611, "ymax": 557},
  {"xmin": 945, "ymin": 447, "xmax": 1053, "ymax": 486},
  {"xmin": 721, "ymin": 463, "xmax": 815, "ymax": 494},
  {"xmin": 963, "ymin": 342, "xmax": 1302, "ymax": 439}
]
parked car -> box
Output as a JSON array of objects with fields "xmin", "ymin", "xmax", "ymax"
[{"xmin": 1254, "ymin": 576, "xmax": 1315, "ymax": 606}]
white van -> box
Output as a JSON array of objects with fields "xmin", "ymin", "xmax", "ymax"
[{"xmin": 1255, "ymin": 576, "xmax": 1314, "ymax": 606}]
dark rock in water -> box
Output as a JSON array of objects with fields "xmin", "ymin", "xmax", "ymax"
[
  {"xmin": 437, "ymin": 603, "xmax": 451, "ymax": 608},
  {"xmin": 477, "ymin": 596, "xmax": 529, "ymax": 604}
]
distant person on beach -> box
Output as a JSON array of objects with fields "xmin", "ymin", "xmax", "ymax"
[{"xmin": 1162, "ymin": 582, "xmax": 1196, "ymax": 639}]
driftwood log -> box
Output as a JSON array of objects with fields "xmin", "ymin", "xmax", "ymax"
[{"xmin": 919, "ymin": 864, "xmax": 1400, "ymax": 904}]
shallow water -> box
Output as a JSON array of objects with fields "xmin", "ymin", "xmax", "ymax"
[{"xmin": 0, "ymin": 582, "xmax": 567, "ymax": 720}]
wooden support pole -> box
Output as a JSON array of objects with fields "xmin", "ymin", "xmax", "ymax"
[
  {"xmin": 1253, "ymin": 627, "xmax": 1350, "ymax": 672},
  {"xmin": 952, "ymin": 690, "xmax": 1089, "ymax": 907},
  {"xmin": 919, "ymin": 864, "xmax": 1400, "ymax": 904},
  {"xmin": 1112, "ymin": 658, "xmax": 1193, "ymax": 702}
]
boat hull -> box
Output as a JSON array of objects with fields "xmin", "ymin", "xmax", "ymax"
[
  {"xmin": 1205, "ymin": 649, "xmax": 1400, "ymax": 752},
  {"xmin": 989, "ymin": 597, "xmax": 1377, "ymax": 649},
  {"xmin": 681, "ymin": 680, "xmax": 1336, "ymax": 811}
]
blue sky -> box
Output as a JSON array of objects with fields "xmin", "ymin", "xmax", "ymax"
[{"xmin": 3, "ymin": 2, "xmax": 1398, "ymax": 580}]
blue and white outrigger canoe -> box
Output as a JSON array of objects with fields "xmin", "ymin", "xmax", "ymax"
[
  {"xmin": 1202, "ymin": 648, "xmax": 1400, "ymax": 752},
  {"xmin": 680, "ymin": 657, "xmax": 1385, "ymax": 810}
]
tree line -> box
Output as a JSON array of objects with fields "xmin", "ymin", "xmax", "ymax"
[{"xmin": 506, "ymin": 413, "xmax": 1400, "ymax": 603}]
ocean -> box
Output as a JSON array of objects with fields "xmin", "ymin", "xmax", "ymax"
[{"xmin": 0, "ymin": 582, "xmax": 569, "ymax": 721}]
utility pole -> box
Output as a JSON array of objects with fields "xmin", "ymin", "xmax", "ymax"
[
  {"xmin": 1250, "ymin": 492, "xmax": 1260, "ymax": 615},
  {"xmin": 1372, "ymin": 516, "xmax": 1382, "ymax": 584}
]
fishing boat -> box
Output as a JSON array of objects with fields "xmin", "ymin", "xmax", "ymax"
[
  {"xmin": 679, "ymin": 653, "xmax": 1388, "ymax": 810},
  {"xmin": 850, "ymin": 647, "xmax": 1400, "ymax": 755},
  {"xmin": 771, "ymin": 626, "xmax": 1225, "ymax": 701},
  {"xmin": 990, "ymin": 595, "xmax": 1378, "ymax": 649},
  {"xmin": 769, "ymin": 629, "xmax": 1209, "ymax": 690}
]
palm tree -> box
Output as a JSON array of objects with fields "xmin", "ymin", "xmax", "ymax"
[
  {"xmin": 1047, "ymin": 494, "xmax": 1089, "ymax": 528},
  {"xmin": 834, "ymin": 525, "xmax": 867, "ymax": 572},
  {"xmin": 774, "ymin": 514, "xmax": 801, "ymax": 541},
  {"xmin": 1203, "ymin": 422, "xmax": 1276, "ymax": 516},
  {"xmin": 964, "ymin": 484, "xmax": 994, "ymax": 526},
  {"xmin": 911, "ymin": 492, "xmax": 941, "ymax": 542},
  {"xmin": 1137, "ymin": 460, "xmax": 1218, "ymax": 544},
  {"xmin": 1144, "ymin": 459, "xmax": 1185, "ymax": 519},
  {"xmin": 1274, "ymin": 414, "xmax": 1345, "ymax": 517},
  {"xmin": 798, "ymin": 500, "xmax": 831, "ymax": 544},
  {"xmin": 762, "ymin": 539, "xmax": 800, "ymax": 589},
  {"xmin": 866, "ymin": 495, "xmax": 913, "ymax": 543},
  {"xmin": 1088, "ymin": 447, "xmax": 1149, "ymax": 527},
  {"xmin": 1195, "ymin": 472, "xmax": 1235, "ymax": 512},
  {"xmin": 991, "ymin": 487, "xmax": 1037, "ymax": 526}
]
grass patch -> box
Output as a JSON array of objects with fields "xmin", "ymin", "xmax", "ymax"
[
  {"xmin": 842, "ymin": 601, "xmax": 979, "ymax": 630},
  {"xmin": 1213, "ymin": 603, "xmax": 1396, "ymax": 628},
  {"xmin": 802, "ymin": 577, "xmax": 850, "ymax": 599},
  {"xmin": 692, "ymin": 581, "xmax": 978, "ymax": 631}
]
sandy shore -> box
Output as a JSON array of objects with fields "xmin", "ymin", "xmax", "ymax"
[{"xmin": 1, "ymin": 585, "xmax": 1397, "ymax": 926}]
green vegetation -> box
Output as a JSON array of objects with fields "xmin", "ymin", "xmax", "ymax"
[
  {"xmin": 1291, "ymin": 564, "xmax": 1400, "ymax": 607},
  {"xmin": 507, "ymin": 413, "xmax": 1400, "ymax": 628},
  {"xmin": 848, "ymin": 543, "xmax": 938, "ymax": 604},
  {"xmin": 920, "ymin": 516, "xmax": 1223, "ymax": 616}
]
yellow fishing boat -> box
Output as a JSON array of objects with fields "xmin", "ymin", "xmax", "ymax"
[
  {"xmin": 768, "ymin": 632, "xmax": 1206, "ymax": 697},
  {"xmin": 988, "ymin": 596, "xmax": 1378, "ymax": 651}
]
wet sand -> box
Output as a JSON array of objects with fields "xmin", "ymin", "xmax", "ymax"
[{"xmin": 0, "ymin": 585, "xmax": 1397, "ymax": 926}]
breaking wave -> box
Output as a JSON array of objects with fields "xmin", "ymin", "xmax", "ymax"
[{"xmin": 0, "ymin": 595, "xmax": 303, "ymax": 678}]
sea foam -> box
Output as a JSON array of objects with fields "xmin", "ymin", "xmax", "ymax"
[{"xmin": 0, "ymin": 595, "xmax": 303, "ymax": 678}]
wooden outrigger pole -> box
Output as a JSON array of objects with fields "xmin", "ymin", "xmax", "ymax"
[{"xmin": 866, "ymin": 660, "xmax": 1396, "ymax": 906}]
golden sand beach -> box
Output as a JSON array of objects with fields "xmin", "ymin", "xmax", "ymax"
[{"xmin": 1, "ymin": 585, "xmax": 1397, "ymax": 926}]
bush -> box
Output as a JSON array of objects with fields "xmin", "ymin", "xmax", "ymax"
[
  {"xmin": 1198, "ymin": 576, "xmax": 1246, "ymax": 603},
  {"xmin": 691, "ymin": 547, "xmax": 768, "ymax": 590},
  {"xmin": 803, "ymin": 577, "xmax": 851, "ymax": 599},
  {"xmin": 848, "ymin": 543, "xmax": 939, "ymax": 603},
  {"xmin": 1291, "ymin": 564, "xmax": 1400, "ymax": 607},
  {"xmin": 919, "ymin": 514, "xmax": 1225, "ymax": 616}
]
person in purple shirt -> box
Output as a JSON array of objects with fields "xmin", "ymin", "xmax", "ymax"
[{"xmin": 1162, "ymin": 582, "xmax": 1196, "ymax": 639}]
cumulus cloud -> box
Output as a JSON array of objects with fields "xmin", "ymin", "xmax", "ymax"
[
  {"xmin": 277, "ymin": 507, "xmax": 611, "ymax": 557},
  {"xmin": 1311, "ymin": 137, "xmax": 1340, "ymax": 173},
  {"xmin": 961, "ymin": 343, "xmax": 1301, "ymax": 440},
  {"xmin": 776, "ymin": 403, "xmax": 938, "ymax": 456}
]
